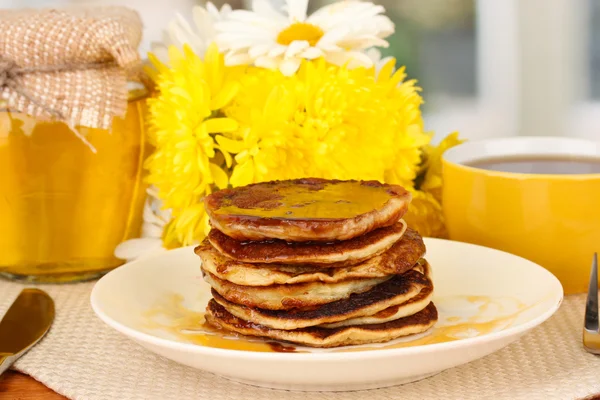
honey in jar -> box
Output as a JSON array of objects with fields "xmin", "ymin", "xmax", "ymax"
[
  {"xmin": 0, "ymin": 6, "xmax": 148, "ymax": 282},
  {"xmin": 0, "ymin": 87, "xmax": 149, "ymax": 282}
]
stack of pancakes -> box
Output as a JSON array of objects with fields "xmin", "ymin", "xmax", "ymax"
[{"xmin": 196, "ymin": 178, "xmax": 437, "ymax": 348}]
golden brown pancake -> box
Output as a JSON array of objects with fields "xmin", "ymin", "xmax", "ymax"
[
  {"xmin": 205, "ymin": 300, "xmax": 438, "ymax": 348},
  {"xmin": 199, "ymin": 246, "xmax": 391, "ymax": 286},
  {"xmin": 202, "ymin": 270, "xmax": 390, "ymax": 310},
  {"xmin": 203, "ymin": 178, "xmax": 411, "ymax": 242},
  {"xmin": 210, "ymin": 262, "xmax": 432, "ymax": 329},
  {"xmin": 205, "ymin": 220, "xmax": 408, "ymax": 267},
  {"xmin": 321, "ymin": 286, "xmax": 432, "ymax": 329},
  {"xmin": 196, "ymin": 227, "xmax": 425, "ymax": 287}
]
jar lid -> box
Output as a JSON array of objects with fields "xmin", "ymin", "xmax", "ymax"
[{"xmin": 0, "ymin": 6, "xmax": 143, "ymax": 130}]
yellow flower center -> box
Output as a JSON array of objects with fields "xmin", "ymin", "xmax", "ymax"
[{"xmin": 277, "ymin": 22, "xmax": 324, "ymax": 46}]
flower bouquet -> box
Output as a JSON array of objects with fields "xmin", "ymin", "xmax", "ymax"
[{"xmin": 116, "ymin": 0, "xmax": 462, "ymax": 261}]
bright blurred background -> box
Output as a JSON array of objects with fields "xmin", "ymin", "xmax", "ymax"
[{"xmin": 6, "ymin": 0, "xmax": 600, "ymax": 142}]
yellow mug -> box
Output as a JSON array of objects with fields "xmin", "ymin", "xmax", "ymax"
[{"xmin": 442, "ymin": 136, "xmax": 600, "ymax": 295}]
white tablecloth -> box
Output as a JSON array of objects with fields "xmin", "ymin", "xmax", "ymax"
[{"xmin": 1, "ymin": 279, "xmax": 599, "ymax": 400}]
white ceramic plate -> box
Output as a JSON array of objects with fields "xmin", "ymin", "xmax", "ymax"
[{"xmin": 91, "ymin": 239, "xmax": 563, "ymax": 391}]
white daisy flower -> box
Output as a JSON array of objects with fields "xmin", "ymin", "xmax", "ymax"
[
  {"xmin": 151, "ymin": 2, "xmax": 232, "ymax": 63},
  {"xmin": 215, "ymin": 0, "xmax": 395, "ymax": 76},
  {"xmin": 365, "ymin": 47, "xmax": 394, "ymax": 75},
  {"xmin": 114, "ymin": 187, "xmax": 171, "ymax": 262}
]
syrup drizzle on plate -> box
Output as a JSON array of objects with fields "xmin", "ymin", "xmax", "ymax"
[{"xmin": 141, "ymin": 294, "xmax": 532, "ymax": 353}]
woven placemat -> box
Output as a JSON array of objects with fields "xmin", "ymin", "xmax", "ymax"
[{"xmin": 1, "ymin": 278, "xmax": 599, "ymax": 400}]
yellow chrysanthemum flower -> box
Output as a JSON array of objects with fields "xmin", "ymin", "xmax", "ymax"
[
  {"xmin": 419, "ymin": 131, "xmax": 465, "ymax": 203},
  {"xmin": 220, "ymin": 59, "xmax": 430, "ymax": 191},
  {"xmin": 146, "ymin": 45, "xmax": 462, "ymax": 246},
  {"xmin": 406, "ymin": 132, "xmax": 465, "ymax": 238},
  {"xmin": 145, "ymin": 43, "xmax": 242, "ymax": 246},
  {"xmin": 404, "ymin": 190, "xmax": 446, "ymax": 238}
]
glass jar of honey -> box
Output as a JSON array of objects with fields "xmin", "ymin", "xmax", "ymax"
[{"xmin": 0, "ymin": 85, "xmax": 149, "ymax": 282}]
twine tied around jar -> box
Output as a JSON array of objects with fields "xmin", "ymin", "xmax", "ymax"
[
  {"xmin": 0, "ymin": 56, "xmax": 22, "ymax": 92},
  {"xmin": 0, "ymin": 56, "xmax": 117, "ymax": 150},
  {"xmin": 0, "ymin": 55, "xmax": 113, "ymax": 118},
  {"xmin": 0, "ymin": 6, "xmax": 143, "ymax": 152}
]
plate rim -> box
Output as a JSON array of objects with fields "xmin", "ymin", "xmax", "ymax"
[{"xmin": 91, "ymin": 237, "xmax": 564, "ymax": 361}]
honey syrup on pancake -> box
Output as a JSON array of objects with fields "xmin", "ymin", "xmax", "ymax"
[
  {"xmin": 143, "ymin": 294, "xmax": 532, "ymax": 353},
  {"xmin": 213, "ymin": 181, "xmax": 394, "ymax": 220}
]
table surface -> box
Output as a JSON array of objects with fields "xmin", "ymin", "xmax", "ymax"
[
  {"xmin": 1, "ymin": 371, "xmax": 66, "ymax": 399},
  {"xmin": 4, "ymin": 369, "xmax": 600, "ymax": 400}
]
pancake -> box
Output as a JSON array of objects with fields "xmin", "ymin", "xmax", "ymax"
[
  {"xmin": 206, "ymin": 220, "xmax": 408, "ymax": 267},
  {"xmin": 205, "ymin": 300, "xmax": 438, "ymax": 348},
  {"xmin": 202, "ymin": 270, "xmax": 390, "ymax": 310},
  {"xmin": 196, "ymin": 226, "xmax": 425, "ymax": 287},
  {"xmin": 211, "ymin": 262, "xmax": 432, "ymax": 329},
  {"xmin": 204, "ymin": 178, "xmax": 411, "ymax": 242},
  {"xmin": 199, "ymin": 244, "xmax": 390, "ymax": 286},
  {"xmin": 321, "ymin": 286, "xmax": 432, "ymax": 329}
]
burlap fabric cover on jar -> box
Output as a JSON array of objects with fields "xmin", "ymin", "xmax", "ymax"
[{"xmin": 0, "ymin": 7, "xmax": 149, "ymax": 282}]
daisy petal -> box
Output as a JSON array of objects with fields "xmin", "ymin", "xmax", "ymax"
[
  {"xmin": 220, "ymin": 11, "xmax": 283, "ymax": 30},
  {"xmin": 319, "ymin": 27, "xmax": 350, "ymax": 46},
  {"xmin": 249, "ymin": 43, "xmax": 274, "ymax": 58},
  {"xmin": 154, "ymin": 2, "xmax": 232, "ymax": 66},
  {"xmin": 220, "ymin": 4, "xmax": 232, "ymax": 16},
  {"xmin": 365, "ymin": 47, "xmax": 382, "ymax": 63},
  {"xmin": 279, "ymin": 57, "xmax": 301, "ymax": 76},
  {"xmin": 192, "ymin": 6, "xmax": 216, "ymax": 41},
  {"xmin": 207, "ymin": 2, "xmax": 230, "ymax": 20},
  {"xmin": 225, "ymin": 51, "xmax": 254, "ymax": 65},
  {"xmin": 211, "ymin": 0, "xmax": 395, "ymax": 73},
  {"xmin": 268, "ymin": 45, "xmax": 287, "ymax": 58},
  {"xmin": 217, "ymin": 28, "xmax": 273, "ymax": 41},
  {"xmin": 300, "ymin": 47, "xmax": 323, "ymax": 59},
  {"xmin": 338, "ymin": 36, "xmax": 389, "ymax": 50},
  {"xmin": 317, "ymin": 42, "xmax": 342, "ymax": 53},
  {"xmin": 284, "ymin": 0, "xmax": 308, "ymax": 22},
  {"xmin": 252, "ymin": 0, "xmax": 286, "ymax": 20},
  {"xmin": 325, "ymin": 50, "xmax": 373, "ymax": 69},
  {"xmin": 285, "ymin": 40, "xmax": 309, "ymax": 58},
  {"xmin": 255, "ymin": 55, "xmax": 280, "ymax": 69},
  {"xmin": 114, "ymin": 238, "xmax": 165, "ymax": 262},
  {"xmin": 220, "ymin": 38, "xmax": 267, "ymax": 52},
  {"xmin": 142, "ymin": 223, "xmax": 164, "ymax": 238},
  {"xmin": 206, "ymin": 2, "xmax": 219, "ymax": 17},
  {"xmin": 143, "ymin": 201, "xmax": 167, "ymax": 227},
  {"xmin": 346, "ymin": 50, "xmax": 376, "ymax": 67}
]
